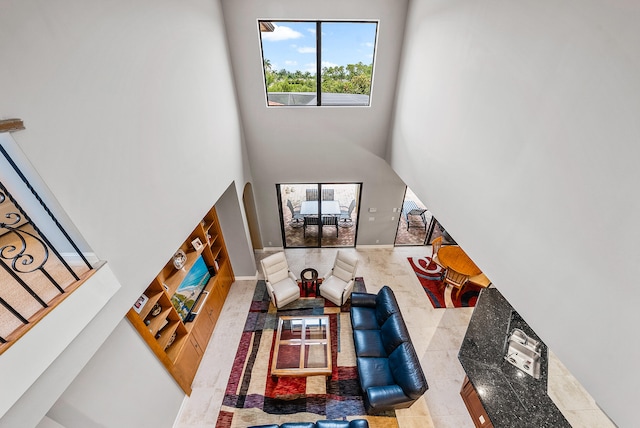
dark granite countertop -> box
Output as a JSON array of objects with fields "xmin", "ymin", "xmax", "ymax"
[{"xmin": 458, "ymin": 288, "xmax": 570, "ymax": 428}]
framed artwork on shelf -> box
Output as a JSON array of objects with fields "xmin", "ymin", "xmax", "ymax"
[
  {"xmin": 133, "ymin": 294, "xmax": 149, "ymax": 313},
  {"xmin": 191, "ymin": 237, "xmax": 204, "ymax": 251}
]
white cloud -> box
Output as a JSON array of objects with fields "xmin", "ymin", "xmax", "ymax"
[
  {"xmin": 262, "ymin": 24, "xmax": 304, "ymax": 41},
  {"xmin": 321, "ymin": 61, "xmax": 339, "ymax": 68},
  {"xmin": 362, "ymin": 42, "xmax": 375, "ymax": 48},
  {"xmin": 297, "ymin": 46, "xmax": 316, "ymax": 54},
  {"xmin": 303, "ymin": 63, "xmax": 317, "ymax": 73},
  {"xmin": 284, "ymin": 60, "xmax": 298, "ymax": 66}
]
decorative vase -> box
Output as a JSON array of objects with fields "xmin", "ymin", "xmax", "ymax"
[
  {"xmin": 151, "ymin": 303, "xmax": 162, "ymax": 317},
  {"xmin": 165, "ymin": 332, "xmax": 177, "ymax": 350},
  {"xmin": 173, "ymin": 249, "xmax": 187, "ymax": 269}
]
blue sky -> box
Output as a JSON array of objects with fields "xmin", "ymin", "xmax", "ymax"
[{"xmin": 260, "ymin": 21, "xmax": 377, "ymax": 73}]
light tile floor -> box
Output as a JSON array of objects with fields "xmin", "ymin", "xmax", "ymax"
[{"xmin": 174, "ymin": 247, "xmax": 614, "ymax": 428}]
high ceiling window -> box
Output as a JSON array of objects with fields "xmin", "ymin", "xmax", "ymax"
[{"xmin": 258, "ymin": 20, "xmax": 378, "ymax": 107}]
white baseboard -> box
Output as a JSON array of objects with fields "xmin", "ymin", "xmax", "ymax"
[
  {"xmin": 256, "ymin": 246, "xmax": 284, "ymax": 252},
  {"xmin": 172, "ymin": 395, "xmax": 190, "ymax": 428},
  {"xmin": 233, "ymin": 275, "xmax": 258, "ymax": 281}
]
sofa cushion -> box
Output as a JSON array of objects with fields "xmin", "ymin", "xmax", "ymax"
[
  {"xmin": 345, "ymin": 421, "xmax": 369, "ymax": 428},
  {"xmin": 350, "ymin": 292, "xmax": 377, "ymax": 308},
  {"xmin": 316, "ymin": 421, "xmax": 369, "ymax": 428},
  {"xmin": 332, "ymin": 252, "xmax": 357, "ymax": 282},
  {"xmin": 357, "ymin": 357, "xmax": 395, "ymax": 392},
  {"xmin": 321, "ymin": 275, "xmax": 351, "ymax": 305},
  {"xmin": 379, "ymin": 313, "xmax": 410, "ymax": 355},
  {"xmin": 353, "ymin": 329, "xmax": 386, "ymax": 357},
  {"xmin": 366, "ymin": 384, "xmax": 411, "ymax": 411},
  {"xmin": 280, "ymin": 424, "xmax": 316, "ymax": 428},
  {"xmin": 315, "ymin": 421, "xmax": 349, "ymax": 428},
  {"xmin": 388, "ymin": 342, "xmax": 428, "ymax": 399},
  {"xmin": 250, "ymin": 421, "xmax": 369, "ymax": 428},
  {"xmin": 374, "ymin": 286, "xmax": 400, "ymax": 326},
  {"xmin": 268, "ymin": 267, "xmax": 290, "ymax": 285},
  {"xmin": 350, "ymin": 306, "xmax": 378, "ymax": 330},
  {"xmin": 262, "ymin": 252, "xmax": 291, "ymax": 284},
  {"xmin": 271, "ymin": 276, "xmax": 301, "ymax": 308}
]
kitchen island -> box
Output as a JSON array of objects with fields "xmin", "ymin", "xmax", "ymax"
[{"xmin": 458, "ymin": 288, "xmax": 570, "ymax": 427}]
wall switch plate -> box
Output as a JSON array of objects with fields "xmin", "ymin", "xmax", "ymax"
[
  {"xmin": 368, "ymin": 207, "xmax": 377, "ymax": 213},
  {"xmin": 369, "ymin": 217, "xmax": 375, "ymax": 221}
]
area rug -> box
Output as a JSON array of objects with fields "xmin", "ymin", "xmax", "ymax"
[
  {"xmin": 216, "ymin": 278, "xmax": 398, "ymax": 428},
  {"xmin": 408, "ymin": 256, "xmax": 482, "ymax": 309}
]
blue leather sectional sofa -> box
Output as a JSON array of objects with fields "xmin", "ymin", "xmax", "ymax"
[
  {"xmin": 249, "ymin": 419, "xmax": 369, "ymax": 428},
  {"xmin": 350, "ymin": 286, "xmax": 428, "ymax": 412}
]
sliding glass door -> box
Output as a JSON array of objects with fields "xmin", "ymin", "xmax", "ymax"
[
  {"xmin": 394, "ymin": 186, "xmax": 457, "ymax": 246},
  {"xmin": 278, "ymin": 183, "xmax": 361, "ymax": 248}
]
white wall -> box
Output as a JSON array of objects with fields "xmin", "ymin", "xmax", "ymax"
[
  {"xmin": 391, "ymin": 0, "xmax": 640, "ymax": 426},
  {"xmin": 0, "ymin": 0, "xmax": 252, "ymax": 425},
  {"xmin": 0, "ymin": 133, "xmax": 90, "ymax": 254},
  {"xmin": 215, "ymin": 182, "xmax": 258, "ymax": 277},
  {"xmin": 0, "ymin": 263, "xmax": 121, "ymax": 427},
  {"xmin": 221, "ymin": 0, "xmax": 410, "ymax": 247},
  {"xmin": 46, "ymin": 319, "xmax": 185, "ymax": 428}
]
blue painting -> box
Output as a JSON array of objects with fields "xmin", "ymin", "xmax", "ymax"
[{"xmin": 170, "ymin": 255, "xmax": 211, "ymax": 322}]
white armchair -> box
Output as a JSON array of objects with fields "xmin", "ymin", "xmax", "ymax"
[
  {"xmin": 260, "ymin": 252, "xmax": 300, "ymax": 308},
  {"xmin": 319, "ymin": 250, "xmax": 359, "ymax": 306}
]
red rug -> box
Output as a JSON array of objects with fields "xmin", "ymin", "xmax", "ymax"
[
  {"xmin": 407, "ymin": 256, "xmax": 482, "ymax": 308},
  {"xmin": 216, "ymin": 278, "xmax": 397, "ymax": 427}
]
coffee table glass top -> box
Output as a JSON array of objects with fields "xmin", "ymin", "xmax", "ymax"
[{"xmin": 271, "ymin": 315, "xmax": 332, "ymax": 377}]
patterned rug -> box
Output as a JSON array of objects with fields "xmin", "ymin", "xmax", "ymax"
[
  {"xmin": 408, "ymin": 256, "xmax": 483, "ymax": 309},
  {"xmin": 216, "ymin": 278, "xmax": 398, "ymax": 428}
]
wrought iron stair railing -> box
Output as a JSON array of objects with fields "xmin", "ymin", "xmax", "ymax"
[{"xmin": 0, "ymin": 120, "xmax": 95, "ymax": 353}]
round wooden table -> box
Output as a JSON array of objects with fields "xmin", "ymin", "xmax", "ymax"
[{"xmin": 437, "ymin": 246, "xmax": 482, "ymax": 276}]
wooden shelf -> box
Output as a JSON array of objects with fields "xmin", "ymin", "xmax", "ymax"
[
  {"xmin": 163, "ymin": 247, "xmax": 205, "ymax": 296},
  {"xmin": 210, "ymin": 246, "xmax": 223, "ymax": 262},
  {"xmin": 166, "ymin": 332, "xmax": 189, "ymax": 361},
  {"xmin": 138, "ymin": 291, "xmax": 163, "ymax": 320},
  {"xmin": 156, "ymin": 320, "xmax": 180, "ymax": 350},
  {"xmin": 126, "ymin": 205, "xmax": 234, "ymax": 395}
]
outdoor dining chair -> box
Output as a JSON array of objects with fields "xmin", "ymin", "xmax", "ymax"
[
  {"xmin": 287, "ymin": 199, "xmax": 303, "ymax": 227},
  {"xmin": 340, "ymin": 199, "xmax": 356, "ymax": 226},
  {"xmin": 322, "ymin": 188, "xmax": 334, "ymax": 200},
  {"xmin": 322, "ymin": 215, "xmax": 339, "ymax": 237},
  {"xmin": 306, "ymin": 189, "xmax": 318, "ymax": 200},
  {"xmin": 303, "ymin": 216, "xmax": 320, "ymax": 237}
]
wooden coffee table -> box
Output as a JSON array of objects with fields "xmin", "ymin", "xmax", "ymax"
[{"xmin": 271, "ymin": 315, "xmax": 332, "ymax": 377}]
